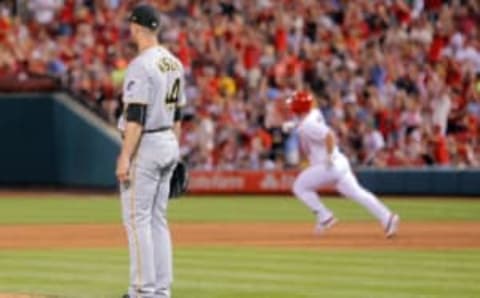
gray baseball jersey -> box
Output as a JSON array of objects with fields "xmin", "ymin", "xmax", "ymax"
[
  {"xmin": 118, "ymin": 46, "xmax": 186, "ymax": 132},
  {"xmin": 119, "ymin": 45, "xmax": 185, "ymax": 298}
]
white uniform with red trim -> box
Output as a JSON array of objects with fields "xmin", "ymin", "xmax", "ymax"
[{"xmin": 293, "ymin": 109, "xmax": 393, "ymax": 230}]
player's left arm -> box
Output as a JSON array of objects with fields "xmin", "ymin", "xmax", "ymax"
[
  {"xmin": 116, "ymin": 64, "xmax": 149, "ymax": 183},
  {"xmin": 117, "ymin": 120, "xmax": 144, "ymax": 182}
]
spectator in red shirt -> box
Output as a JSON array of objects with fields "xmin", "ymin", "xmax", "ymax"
[
  {"xmin": 2, "ymin": 0, "xmax": 479, "ymax": 169},
  {"xmin": 431, "ymin": 125, "xmax": 450, "ymax": 165}
]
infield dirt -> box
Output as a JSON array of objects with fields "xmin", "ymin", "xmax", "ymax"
[{"xmin": 1, "ymin": 222, "xmax": 480, "ymax": 250}]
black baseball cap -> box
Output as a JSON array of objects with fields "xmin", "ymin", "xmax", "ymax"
[{"xmin": 128, "ymin": 4, "xmax": 160, "ymax": 30}]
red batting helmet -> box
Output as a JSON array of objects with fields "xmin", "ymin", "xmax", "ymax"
[{"xmin": 287, "ymin": 90, "xmax": 313, "ymax": 114}]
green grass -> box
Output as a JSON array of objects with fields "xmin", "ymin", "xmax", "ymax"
[
  {"xmin": 0, "ymin": 247, "xmax": 478, "ymax": 298},
  {"xmin": 0, "ymin": 196, "xmax": 479, "ymax": 225},
  {"xmin": 0, "ymin": 195, "xmax": 479, "ymax": 297}
]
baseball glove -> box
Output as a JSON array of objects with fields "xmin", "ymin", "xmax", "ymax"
[{"xmin": 168, "ymin": 160, "xmax": 188, "ymax": 199}]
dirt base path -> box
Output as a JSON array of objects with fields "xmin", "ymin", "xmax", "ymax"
[{"xmin": 1, "ymin": 222, "xmax": 480, "ymax": 250}]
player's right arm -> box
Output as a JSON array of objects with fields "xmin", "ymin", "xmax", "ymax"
[
  {"xmin": 304, "ymin": 118, "xmax": 330, "ymax": 143},
  {"xmin": 173, "ymin": 69, "xmax": 186, "ymax": 140},
  {"xmin": 303, "ymin": 117, "xmax": 335, "ymax": 166},
  {"xmin": 325, "ymin": 131, "xmax": 336, "ymax": 167},
  {"xmin": 173, "ymin": 116, "xmax": 182, "ymax": 140}
]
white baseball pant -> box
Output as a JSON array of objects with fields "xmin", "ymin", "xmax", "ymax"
[
  {"xmin": 292, "ymin": 154, "xmax": 392, "ymax": 228},
  {"xmin": 120, "ymin": 131, "xmax": 179, "ymax": 298}
]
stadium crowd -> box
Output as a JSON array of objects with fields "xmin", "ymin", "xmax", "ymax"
[{"xmin": 0, "ymin": 0, "xmax": 479, "ymax": 169}]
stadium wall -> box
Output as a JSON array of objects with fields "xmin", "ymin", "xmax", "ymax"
[
  {"xmin": 0, "ymin": 93, "xmax": 478, "ymax": 195},
  {"xmin": 188, "ymin": 169, "xmax": 480, "ymax": 196},
  {"xmin": 0, "ymin": 93, "xmax": 120, "ymax": 188}
]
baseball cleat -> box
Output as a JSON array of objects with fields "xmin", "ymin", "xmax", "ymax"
[
  {"xmin": 315, "ymin": 215, "xmax": 338, "ymax": 235},
  {"xmin": 385, "ymin": 213, "xmax": 400, "ymax": 238}
]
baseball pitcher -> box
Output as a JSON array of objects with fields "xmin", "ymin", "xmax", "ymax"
[{"xmin": 116, "ymin": 5, "xmax": 185, "ymax": 298}]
